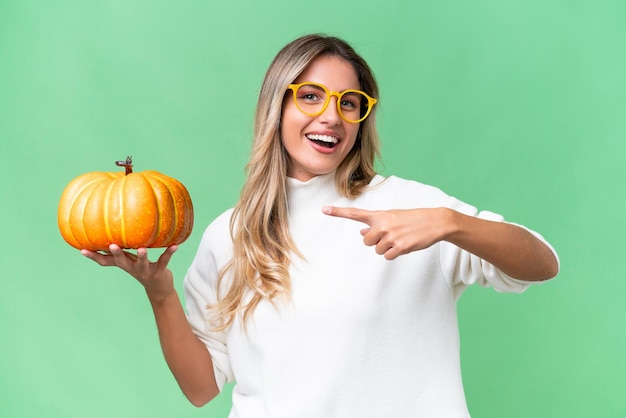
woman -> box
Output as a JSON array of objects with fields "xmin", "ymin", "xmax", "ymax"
[{"xmin": 83, "ymin": 34, "xmax": 559, "ymax": 417}]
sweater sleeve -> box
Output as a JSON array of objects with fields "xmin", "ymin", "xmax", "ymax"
[
  {"xmin": 182, "ymin": 213, "xmax": 235, "ymax": 391},
  {"xmin": 437, "ymin": 196, "xmax": 559, "ymax": 300}
]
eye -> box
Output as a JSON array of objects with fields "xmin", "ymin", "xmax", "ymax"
[
  {"xmin": 301, "ymin": 92, "xmax": 322, "ymax": 102},
  {"xmin": 296, "ymin": 84, "xmax": 326, "ymax": 103},
  {"xmin": 340, "ymin": 98, "xmax": 357, "ymax": 109},
  {"xmin": 340, "ymin": 93, "xmax": 361, "ymax": 109}
]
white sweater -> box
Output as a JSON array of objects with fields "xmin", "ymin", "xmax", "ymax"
[{"xmin": 184, "ymin": 173, "xmax": 557, "ymax": 418}]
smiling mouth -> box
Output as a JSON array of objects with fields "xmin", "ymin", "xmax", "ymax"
[{"xmin": 306, "ymin": 134, "xmax": 339, "ymax": 148}]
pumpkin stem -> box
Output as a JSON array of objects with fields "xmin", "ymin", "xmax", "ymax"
[{"xmin": 115, "ymin": 156, "xmax": 133, "ymax": 175}]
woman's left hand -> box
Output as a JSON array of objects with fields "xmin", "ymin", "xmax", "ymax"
[
  {"xmin": 322, "ymin": 206, "xmax": 453, "ymax": 260},
  {"xmin": 322, "ymin": 205, "xmax": 559, "ymax": 280}
]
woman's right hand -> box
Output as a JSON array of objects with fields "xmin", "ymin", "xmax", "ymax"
[
  {"xmin": 82, "ymin": 244, "xmax": 220, "ymax": 404},
  {"xmin": 81, "ymin": 244, "xmax": 178, "ymax": 304}
]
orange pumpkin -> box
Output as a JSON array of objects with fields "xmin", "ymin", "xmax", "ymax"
[{"xmin": 58, "ymin": 157, "xmax": 194, "ymax": 251}]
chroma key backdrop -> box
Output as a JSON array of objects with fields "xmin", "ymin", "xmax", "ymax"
[{"xmin": 1, "ymin": 1, "xmax": 624, "ymax": 417}]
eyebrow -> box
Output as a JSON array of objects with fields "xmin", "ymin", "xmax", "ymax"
[
  {"xmin": 301, "ymin": 83, "xmax": 327, "ymax": 91},
  {"xmin": 301, "ymin": 82, "xmax": 363, "ymax": 94}
]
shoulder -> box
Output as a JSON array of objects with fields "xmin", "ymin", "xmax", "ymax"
[
  {"xmin": 369, "ymin": 174, "xmax": 446, "ymax": 192},
  {"xmin": 197, "ymin": 208, "xmax": 234, "ymax": 250},
  {"xmin": 361, "ymin": 174, "xmax": 455, "ymax": 208}
]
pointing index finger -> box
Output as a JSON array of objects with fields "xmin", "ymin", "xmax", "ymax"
[{"xmin": 322, "ymin": 206, "xmax": 373, "ymax": 225}]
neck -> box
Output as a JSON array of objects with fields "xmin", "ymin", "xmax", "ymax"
[{"xmin": 287, "ymin": 172, "xmax": 341, "ymax": 216}]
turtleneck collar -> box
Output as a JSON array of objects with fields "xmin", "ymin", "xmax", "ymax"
[{"xmin": 286, "ymin": 172, "xmax": 344, "ymax": 216}]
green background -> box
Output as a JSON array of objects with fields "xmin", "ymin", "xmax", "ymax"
[{"xmin": 1, "ymin": 0, "xmax": 624, "ymax": 417}]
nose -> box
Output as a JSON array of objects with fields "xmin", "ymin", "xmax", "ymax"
[{"xmin": 318, "ymin": 95, "xmax": 342, "ymax": 125}]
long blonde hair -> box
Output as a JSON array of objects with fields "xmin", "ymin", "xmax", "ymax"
[{"xmin": 211, "ymin": 34, "xmax": 381, "ymax": 330}]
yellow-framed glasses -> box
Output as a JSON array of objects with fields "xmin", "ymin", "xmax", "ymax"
[{"xmin": 287, "ymin": 82, "xmax": 378, "ymax": 123}]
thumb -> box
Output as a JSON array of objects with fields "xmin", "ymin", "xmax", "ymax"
[{"xmin": 156, "ymin": 245, "xmax": 178, "ymax": 269}]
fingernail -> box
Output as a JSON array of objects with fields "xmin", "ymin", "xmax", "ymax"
[{"xmin": 322, "ymin": 206, "xmax": 331, "ymax": 214}]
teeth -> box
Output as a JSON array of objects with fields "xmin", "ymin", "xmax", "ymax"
[{"xmin": 306, "ymin": 134, "xmax": 338, "ymax": 144}]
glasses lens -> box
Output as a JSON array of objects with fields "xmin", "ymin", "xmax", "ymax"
[
  {"xmin": 338, "ymin": 91, "xmax": 368, "ymax": 123},
  {"xmin": 294, "ymin": 83, "xmax": 328, "ymax": 116}
]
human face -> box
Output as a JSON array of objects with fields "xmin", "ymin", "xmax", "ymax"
[{"xmin": 281, "ymin": 55, "xmax": 362, "ymax": 182}]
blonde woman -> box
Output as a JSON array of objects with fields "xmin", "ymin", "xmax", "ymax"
[{"xmin": 84, "ymin": 34, "xmax": 559, "ymax": 417}]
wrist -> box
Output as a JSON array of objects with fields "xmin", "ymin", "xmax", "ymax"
[
  {"xmin": 439, "ymin": 207, "xmax": 464, "ymax": 243},
  {"xmin": 146, "ymin": 287, "xmax": 178, "ymax": 308}
]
